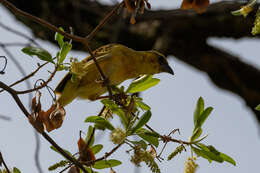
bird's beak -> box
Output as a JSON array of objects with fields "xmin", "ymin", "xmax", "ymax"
[{"xmin": 161, "ymin": 64, "xmax": 174, "ymax": 75}]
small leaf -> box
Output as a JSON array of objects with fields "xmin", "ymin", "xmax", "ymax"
[
  {"xmin": 91, "ymin": 144, "xmax": 103, "ymax": 154},
  {"xmin": 85, "ymin": 116, "xmax": 115, "ymax": 131},
  {"xmin": 22, "ymin": 47, "xmax": 54, "ymax": 63},
  {"xmin": 13, "ymin": 168, "xmax": 21, "ymax": 173},
  {"xmin": 193, "ymin": 97, "xmax": 204, "ymax": 126},
  {"xmin": 255, "ymin": 104, "xmax": 260, "ymax": 111},
  {"xmin": 131, "ymin": 110, "xmax": 152, "ymax": 134},
  {"xmin": 196, "ymin": 144, "xmax": 224, "ymax": 163},
  {"xmin": 48, "ymin": 160, "xmax": 70, "ymax": 171},
  {"xmin": 50, "ymin": 146, "xmax": 73, "ymax": 157},
  {"xmin": 58, "ymin": 42, "xmax": 72, "ymax": 64},
  {"xmin": 55, "ymin": 27, "xmax": 64, "ymax": 48},
  {"xmin": 192, "ymin": 146, "xmax": 212, "ymax": 163},
  {"xmin": 93, "ymin": 159, "xmax": 122, "ymax": 169},
  {"xmin": 126, "ymin": 75, "xmax": 160, "ymax": 93},
  {"xmin": 207, "ymin": 145, "xmax": 220, "ymax": 155},
  {"xmin": 85, "ymin": 125, "xmax": 95, "ymax": 146},
  {"xmin": 190, "ymin": 127, "xmax": 202, "ymax": 142},
  {"xmin": 196, "ymin": 107, "xmax": 213, "ymax": 128},
  {"xmin": 219, "ymin": 152, "xmax": 236, "ymax": 166},
  {"xmin": 134, "ymin": 97, "xmax": 151, "ymax": 110},
  {"xmin": 136, "ymin": 128, "xmax": 159, "ymax": 147}
]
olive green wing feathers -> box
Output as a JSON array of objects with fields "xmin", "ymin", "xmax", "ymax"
[{"xmin": 55, "ymin": 44, "xmax": 118, "ymax": 95}]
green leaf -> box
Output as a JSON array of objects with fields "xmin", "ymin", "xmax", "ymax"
[
  {"xmin": 219, "ymin": 152, "xmax": 236, "ymax": 166},
  {"xmin": 134, "ymin": 97, "xmax": 151, "ymax": 111},
  {"xmin": 93, "ymin": 159, "xmax": 122, "ymax": 169},
  {"xmin": 199, "ymin": 144, "xmax": 236, "ymax": 166},
  {"xmin": 22, "ymin": 47, "xmax": 54, "ymax": 63},
  {"xmin": 58, "ymin": 42, "xmax": 72, "ymax": 64},
  {"xmin": 196, "ymin": 144, "xmax": 224, "ymax": 163},
  {"xmin": 85, "ymin": 116, "xmax": 115, "ymax": 131},
  {"xmin": 91, "ymin": 144, "xmax": 103, "ymax": 154},
  {"xmin": 85, "ymin": 125, "xmax": 95, "ymax": 146},
  {"xmin": 190, "ymin": 127, "xmax": 202, "ymax": 142},
  {"xmin": 13, "ymin": 168, "xmax": 21, "ymax": 173},
  {"xmin": 50, "ymin": 146, "xmax": 73, "ymax": 158},
  {"xmin": 48, "ymin": 160, "xmax": 70, "ymax": 171},
  {"xmin": 192, "ymin": 146, "xmax": 212, "ymax": 163},
  {"xmin": 255, "ymin": 104, "xmax": 260, "ymax": 111},
  {"xmin": 55, "ymin": 27, "xmax": 64, "ymax": 48},
  {"xmin": 94, "ymin": 123, "xmax": 106, "ymax": 130},
  {"xmin": 207, "ymin": 145, "xmax": 220, "ymax": 155},
  {"xmin": 101, "ymin": 99, "xmax": 128, "ymax": 127},
  {"xmin": 136, "ymin": 128, "xmax": 159, "ymax": 147},
  {"xmin": 196, "ymin": 107, "xmax": 213, "ymax": 128},
  {"xmin": 126, "ymin": 75, "xmax": 160, "ymax": 93},
  {"xmin": 131, "ymin": 110, "xmax": 152, "ymax": 134},
  {"xmin": 193, "ymin": 97, "xmax": 204, "ymax": 126}
]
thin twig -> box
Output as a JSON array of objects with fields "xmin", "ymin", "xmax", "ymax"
[
  {"xmin": 59, "ymin": 163, "xmax": 73, "ymax": 173},
  {"xmin": 0, "ymin": 62, "xmax": 48, "ymax": 93},
  {"xmin": 0, "ymin": 152, "xmax": 11, "ymax": 173},
  {"xmin": 0, "ymin": 55, "xmax": 7, "ymax": 74},
  {"xmin": 0, "ymin": 0, "xmax": 85, "ymax": 43},
  {"xmin": 157, "ymin": 129, "xmax": 180, "ymax": 158},
  {"xmin": 87, "ymin": 2, "xmax": 124, "ymax": 41},
  {"xmin": 16, "ymin": 66, "xmax": 57, "ymax": 94}
]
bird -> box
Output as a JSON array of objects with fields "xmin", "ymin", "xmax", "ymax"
[{"xmin": 55, "ymin": 44, "xmax": 174, "ymax": 107}]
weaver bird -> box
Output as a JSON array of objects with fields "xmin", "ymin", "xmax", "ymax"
[{"xmin": 55, "ymin": 44, "xmax": 174, "ymax": 107}]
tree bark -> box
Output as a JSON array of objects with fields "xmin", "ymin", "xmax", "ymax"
[{"xmin": 3, "ymin": 0, "xmax": 260, "ymax": 123}]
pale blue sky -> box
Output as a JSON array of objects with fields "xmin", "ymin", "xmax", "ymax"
[{"xmin": 0, "ymin": 1, "xmax": 260, "ymax": 173}]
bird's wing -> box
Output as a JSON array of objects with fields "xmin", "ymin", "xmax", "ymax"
[
  {"xmin": 55, "ymin": 44, "xmax": 119, "ymax": 95},
  {"xmin": 55, "ymin": 73, "xmax": 72, "ymax": 95},
  {"xmin": 81, "ymin": 44, "xmax": 117, "ymax": 63}
]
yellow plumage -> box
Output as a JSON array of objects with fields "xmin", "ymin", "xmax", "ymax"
[{"xmin": 55, "ymin": 44, "xmax": 173, "ymax": 106}]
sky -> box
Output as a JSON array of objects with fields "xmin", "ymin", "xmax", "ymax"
[{"xmin": 1, "ymin": 0, "xmax": 260, "ymax": 173}]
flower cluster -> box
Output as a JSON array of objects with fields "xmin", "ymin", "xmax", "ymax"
[
  {"xmin": 110, "ymin": 127, "xmax": 126, "ymax": 144},
  {"xmin": 184, "ymin": 157, "xmax": 198, "ymax": 173},
  {"xmin": 168, "ymin": 145, "xmax": 185, "ymax": 160},
  {"xmin": 70, "ymin": 58, "xmax": 87, "ymax": 81},
  {"xmin": 130, "ymin": 146, "xmax": 160, "ymax": 173}
]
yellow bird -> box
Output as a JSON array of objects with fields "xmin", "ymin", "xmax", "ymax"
[{"xmin": 55, "ymin": 44, "xmax": 174, "ymax": 107}]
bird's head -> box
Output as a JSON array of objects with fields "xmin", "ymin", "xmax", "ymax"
[{"xmin": 144, "ymin": 50, "xmax": 174, "ymax": 75}]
